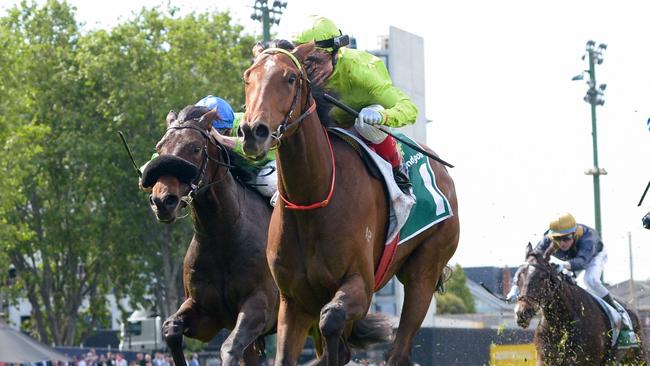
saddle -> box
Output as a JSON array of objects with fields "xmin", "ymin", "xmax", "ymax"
[{"xmin": 591, "ymin": 293, "xmax": 639, "ymax": 350}]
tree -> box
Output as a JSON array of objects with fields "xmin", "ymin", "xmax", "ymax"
[
  {"xmin": 435, "ymin": 264, "xmax": 476, "ymax": 314},
  {"xmin": 0, "ymin": 0, "xmax": 255, "ymax": 345}
]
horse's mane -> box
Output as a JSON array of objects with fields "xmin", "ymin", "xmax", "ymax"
[{"xmin": 177, "ymin": 105, "xmax": 218, "ymax": 124}]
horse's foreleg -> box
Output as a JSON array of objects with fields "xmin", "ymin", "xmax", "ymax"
[
  {"xmin": 320, "ymin": 274, "xmax": 369, "ymax": 366},
  {"xmin": 221, "ymin": 292, "xmax": 271, "ymax": 366},
  {"xmin": 275, "ymin": 297, "xmax": 315, "ymax": 366},
  {"xmin": 163, "ymin": 298, "xmax": 219, "ymax": 366}
]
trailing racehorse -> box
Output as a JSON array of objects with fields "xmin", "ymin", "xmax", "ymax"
[
  {"xmin": 142, "ymin": 106, "xmax": 278, "ymax": 366},
  {"xmin": 240, "ymin": 42, "xmax": 460, "ymax": 365},
  {"xmin": 514, "ymin": 243, "xmax": 646, "ymax": 365}
]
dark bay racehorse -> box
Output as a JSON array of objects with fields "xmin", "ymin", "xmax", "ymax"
[
  {"xmin": 240, "ymin": 42, "xmax": 460, "ymax": 365},
  {"xmin": 514, "ymin": 243, "xmax": 646, "ymax": 366},
  {"xmin": 143, "ymin": 106, "xmax": 278, "ymax": 366}
]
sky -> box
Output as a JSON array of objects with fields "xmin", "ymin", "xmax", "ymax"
[{"xmin": 2, "ymin": 0, "xmax": 650, "ymax": 286}]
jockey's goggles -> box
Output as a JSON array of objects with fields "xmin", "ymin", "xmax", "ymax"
[{"xmin": 553, "ymin": 234, "xmax": 574, "ymax": 242}]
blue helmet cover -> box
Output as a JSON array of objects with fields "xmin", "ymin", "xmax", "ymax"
[{"xmin": 195, "ymin": 95, "xmax": 235, "ymax": 129}]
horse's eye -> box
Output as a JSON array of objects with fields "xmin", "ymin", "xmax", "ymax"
[
  {"xmin": 193, "ymin": 146, "xmax": 202, "ymax": 154},
  {"xmin": 288, "ymin": 74, "xmax": 296, "ymax": 84}
]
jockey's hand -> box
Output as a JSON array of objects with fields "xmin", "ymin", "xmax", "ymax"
[
  {"xmin": 642, "ymin": 211, "xmax": 650, "ymax": 229},
  {"xmin": 358, "ymin": 106, "xmax": 384, "ymax": 125},
  {"xmin": 505, "ymin": 285, "xmax": 519, "ymax": 303}
]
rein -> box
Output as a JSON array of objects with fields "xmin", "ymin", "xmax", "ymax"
[{"xmin": 258, "ymin": 47, "xmax": 336, "ymax": 210}]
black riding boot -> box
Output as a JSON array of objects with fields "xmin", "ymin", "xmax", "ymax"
[
  {"xmin": 392, "ymin": 164, "xmax": 412, "ymax": 195},
  {"xmin": 603, "ymin": 294, "xmax": 617, "ymax": 308}
]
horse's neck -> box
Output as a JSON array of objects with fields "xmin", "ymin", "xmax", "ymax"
[
  {"xmin": 190, "ymin": 167, "xmax": 245, "ymax": 239},
  {"xmin": 276, "ymin": 111, "xmax": 334, "ymax": 204},
  {"xmin": 540, "ymin": 281, "xmax": 582, "ymax": 327}
]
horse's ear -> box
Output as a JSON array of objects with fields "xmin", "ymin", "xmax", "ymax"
[
  {"xmin": 198, "ymin": 108, "xmax": 218, "ymax": 131},
  {"xmin": 525, "ymin": 242, "xmax": 533, "ymax": 258},
  {"xmin": 252, "ymin": 42, "xmax": 265, "ymax": 58},
  {"xmin": 166, "ymin": 110, "xmax": 177, "ymax": 127},
  {"xmin": 293, "ymin": 41, "xmax": 316, "ymax": 63}
]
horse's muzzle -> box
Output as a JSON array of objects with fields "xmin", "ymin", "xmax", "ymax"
[
  {"xmin": 150, "ymin": 192, "xmax": 182, "ymax": 223},
  {"xmin": 240, "ymin": 122, "xmax": 271, "ymax": 159},
  {"xmin": 515, "ymin": 301, "xmax": 537, "ymax": 328}
]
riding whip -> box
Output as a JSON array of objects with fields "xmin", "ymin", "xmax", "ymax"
[
  {"xmin": 322, "ymin": 93, "xmax": 454, "ymax": 168},
  {"xmin": 479, "ymin": 282, "xmax": 508, "ymax": 302},
  {"xmin": 118, "ymin": 131, "xmax": 142, "ymax": 178},
  {"xmin": 638, "ymin": 179, "xmax": 650, "ymax": 206}
]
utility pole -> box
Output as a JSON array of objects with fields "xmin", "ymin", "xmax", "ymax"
[
  {"xmin": 573, "ymin": 40, "xmax": 608, "ymax": 235},
  {"xmin": 251, "ymin": 0, "xmax": 287, "ymax": 43},
  {"xmin": 628, "ymin": 232, "xmax": 637, "ymax": 310}
]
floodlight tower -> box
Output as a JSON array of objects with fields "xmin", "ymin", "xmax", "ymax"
[
  {"xmin": 572, "ymin": 40, "xmax": 608, "ymax": 235},
  {"xmin": 251, "ymin": 0, "xmax": 287, "ymax": 42}
]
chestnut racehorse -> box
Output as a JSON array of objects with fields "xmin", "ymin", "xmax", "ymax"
[
  {"xmin": 144, "ymin": 106, "xmax": 278, "ymax": 366},
  {"xmin": 240, "ymin": 42, "xmax": 460, "ymax": 365},
  {"xmin": 514, "ymin": 244, "xmax": 646, "ymax": 365}
]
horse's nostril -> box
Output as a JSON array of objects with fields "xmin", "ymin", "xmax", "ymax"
[
  {"xmin": 149, "ymin": 195, "xmax": 155, "ymax": 206},
  {"xmin": 253, "ymin": 124, "xmax": 269, "ymax": 139},
  {"xmin": 163, "ymin": 195, "xmax": 179, "ymax": 208}
]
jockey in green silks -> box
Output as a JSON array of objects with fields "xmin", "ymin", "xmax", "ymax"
[{"xmin": 292, "ymin": 15, "xmax": 419, "ymax": 192}]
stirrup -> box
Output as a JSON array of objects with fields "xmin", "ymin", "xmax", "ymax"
[{"xmin": 392, "ymin": 166, "xmax": 412, "ymax": 195}]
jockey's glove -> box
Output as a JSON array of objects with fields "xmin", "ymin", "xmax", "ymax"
[
  {"xmin": 358, "ymin": 106, "xmax": 384, "ymax": 125},
  {"xmin": 505, "ymin": 285, "xmax": 519, "ymax": 303},
  {"xmin": 642, "ymin": 211, "xmax": 650, "ymax": 229}
]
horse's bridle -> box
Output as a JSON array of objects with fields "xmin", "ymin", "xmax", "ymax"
[
  {"xmin": 517, "ymin": 261, "xmax": 560, "ymax": 305},
  {"xmin": 251, "ymin": 47, "xmax": 335, "ymax": 210},
  {"xmin": 165, "ymin": 121, "xmax": 233, "ymax": 204},
  {"xmin": 255, "ymin": 48, "xmax": 317, "ymax": 142}
]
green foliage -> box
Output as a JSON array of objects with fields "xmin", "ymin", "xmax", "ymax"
[
  {"xmin": 435, "ymin": 264, "xmax": 476, "ymax": 314},
  {"xmin": 435, "ymin": 293, "xmax": 467, "ymax": 314},
  {"xmin": 0, "ymin": 0, "xmax": 255, "ymax": 346}
]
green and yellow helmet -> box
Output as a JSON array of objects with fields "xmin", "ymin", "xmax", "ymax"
[
  {"xmin": 548, "ymin": 213, "xmax": 577, "ymax": 238},
  {"xmin": 291, "ymin": 15, "xmax": 347, "ymax": 50}
]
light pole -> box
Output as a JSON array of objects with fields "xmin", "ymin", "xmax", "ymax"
[
  {"xmin": 251, "ymin": 0, "xmax": 287, "ymax": 43},
  {"xmin": 573, "ymin": 40, "xmax": 608, "ymax": 235}
]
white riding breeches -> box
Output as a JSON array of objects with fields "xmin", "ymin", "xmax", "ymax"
[
  {"xmin": 577, "ymin": 246, "xmax": 608, "ymax": 298},
  {"xmin": 250, "ymin": 160, "xmax": 277, "ymax": 198}
]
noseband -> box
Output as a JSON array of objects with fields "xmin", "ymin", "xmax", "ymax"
[
  {"xmin": 256, "ymin": 48, "xmax": 317, "ymax": 142},
  {"xmin": 165, "ymin": 121, "xmax": 233, "ymax": 204}
]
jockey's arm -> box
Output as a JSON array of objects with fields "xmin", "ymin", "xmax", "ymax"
[
  {"xmin": 352, "ymin": 55, "xmax": 418, "ymax": 128},
  {"xmin": 210, "ymin": 128, "xmax": 238, "ymax": 150},
  {"xmin": 327, "ymin": 49, "xmax": 418, "ymax": 128},
  {"xmin": 568, "ymin": 232, "xmax": 599, "ymax": 271}
]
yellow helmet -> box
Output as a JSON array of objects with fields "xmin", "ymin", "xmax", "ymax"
[{"xmin": 548, "ymin": 213, "xmax": 577, "ymax": 238}]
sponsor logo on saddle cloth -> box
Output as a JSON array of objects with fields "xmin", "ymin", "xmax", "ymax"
[
  {"xmin": 592, "ymin": 295, "xmax": 639, "ymax": 349},
  {"xmin": 395, "ymin": 132, "xmax": 453, "ymax": 244}
]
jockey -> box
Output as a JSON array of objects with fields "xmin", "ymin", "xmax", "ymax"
[
  {"xmin": 290, "ymin": 15, "xmax": 418, "ymax": 193},
  {"xmin": 507, "ymin": 213, "xmax": 614, "ymax": 307},
  {"xmin": 140, "ymin": 95, "xmax": 277, "ymax": 200}
]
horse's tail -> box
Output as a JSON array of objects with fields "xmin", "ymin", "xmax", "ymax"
[{"xmin": 348, "ymin": 313, "xmax": 393, "ymax": 349}]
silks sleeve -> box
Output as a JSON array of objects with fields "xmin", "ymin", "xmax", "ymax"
[{"xmin": 349, "ymin": 56, "xmax": 419, "ymax": 128}]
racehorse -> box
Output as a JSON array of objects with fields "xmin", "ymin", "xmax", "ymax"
[
  {"xmin": 514, "ymin": 243, "xmax": 646, "ymax": 366},
  {"xmin": 143, "ymin": 105, "xmax": 278, "ymax": 366},
  {"xmin": 239, "ymin": 42, "xmax": 460, "ymax": 365}
]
